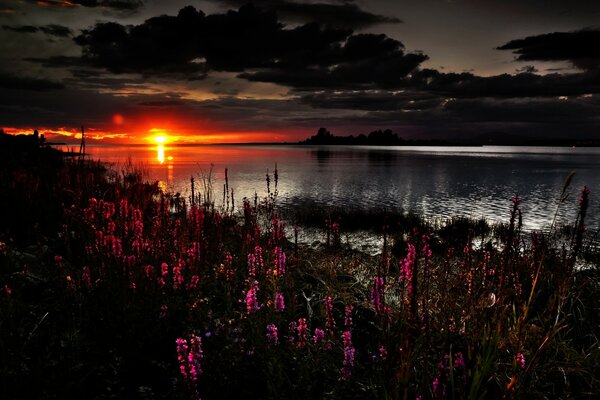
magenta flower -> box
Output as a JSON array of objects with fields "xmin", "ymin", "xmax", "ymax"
[
  {"xmin": 274, "ymin": 291, "xmax": 285, "ymax": 312},
  {"xmin": 371, "ymin": 275, "xmax": 385, "ymax": 315},
  {"xmin": 341, "ymin": 330, "xmax": 355, "ymax": 380},
  {"xmin": 399, "ymin": 243, "xmax": 416, "ymax": 298},
  {"xmin": 325, "ymin": 295, "xmax": 336, "ymax": 333},
  {"xmin": 186, "ymin": 275, "xmax": 200, "ymax": 290},
  {"xmin": 313, "ymin": 328, "xmax": 325, "ymax": 345},
  {"xmin": 175, "ymin": 335, "xmax": 203, "ymax": 385},
  {"xmin": 266, "ymin": 323, "xmax": 278, "ymax": 345},
  {"xmin": 516, "ymin": 352, "xmax": 525, "ymax": 369},
  {"xmin": 172, "ymin": 264, "xmax": 184, "ymax": 290},
  {"xmin": 245, "ymin": 280, "xmax": 260, "ymax": 313},
  {"xmin": 344, "ymin": 304, "xmax": 353, "ymax": 328},
  {"xmin": 296, "ymin": 318, "xmax": 308, "ymax": 348},
  {"xmin": 159, "ymin": 304, "xmax": 168, "ymax": 319},
  {"xmin": 81, "ymin": 266, "xmax": 92, "ymax": 288},
  {"xmin": 273, "ymin": 246, "xmax": 286, "ymax": 277}
]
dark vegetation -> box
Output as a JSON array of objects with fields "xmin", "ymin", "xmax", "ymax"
[
  {"xmin": 0, "ymin": 132, "xmax": 599, "ymax": 399},
  {"xmin": 300, "ymin": 127, "xmax": 451, "ymax": 146}
]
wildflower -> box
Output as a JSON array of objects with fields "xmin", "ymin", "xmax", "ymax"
[
  {"xmin": 371, "ymin": 275, "xmax": 385, "ymax": 315},
  {"xmin": 313, "ymin": 328, "xmax": 325, "ymax": 345},
  {"xmin": 454, "ymin": 352, "xmax": 466, "ymax": 384},
  {"xmin": 159, "ymin": 304, "xmax": 168, "ymax": 319},
  {"xmin": 297, "ymin": 318, "xmax": 308, "ymax": 348},
  {"xmin": 81, "ymin": 266, "xmax": 92, "ymax": 289},
  {"xmin": 266, "ymin": 323, "xmax": 278, "ymax": 345},
  {"xmin": 344, "ymin": 304, "xmax": 353, "ymax": 328},
  {"xmin": 176, "ymin": 335, "xmax": 204, "ymax": 385},
  {"xmin": 187, "ymin": 275, "xmax": 200, "ymax": 290},
  {"xmin": 273, "ymin": 246, "xmax": 286, "ymax": 277},
  {"xmin": 399, "ymin": 243, "xmax": 416, "ymax": 298},
  {"xmin": 288, "ymin": 321, "xmax": 297, "ymax": 344},
  {"xmin": 245, "ymin": 280, "xmax": 260, "ymax": 313},
  {"xmin": 4, "ymin": 285, "xmax": 11, "ymax": 296},
  {"xmin": 248, "ymin": 246, "xmax": 264, "ymax": 278},
  {"xmin": 172, "ymin": 263, "xmax": 184, "ymax": 290},
  {"xmin": 340, "ymin": 330, "xmax": 355, "ymax": 380},
  {"xmin": 274, "ymin": 291, "xmax": 285, "ymax": 312},
  {"xmin": 516, "ymin": 352, "xmax": 525, "ymax": 369},
  {"xmin": 144, "ymin": 264, "xmax": 154, "ymax": 279},
  {"xmin": 379, "ymin": 345, "xmax": 388, "ymax": 361},
  {"xmin": 325, "ymin": 295, "xmax": 336, "ymax": 332}
]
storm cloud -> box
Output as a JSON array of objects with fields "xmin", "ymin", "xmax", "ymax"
[
  {"xmin": 208, "ymin": 0, "xmax": 401, "ymax": 29},
  {"xmin": 71, "ymin": 4, "xmax": 423, "ymax": 86},
  {"xmin": 3, "ymin": 23, "xmax": 72, "ymax": 37},
  {"xmin": 26, "ymin": 0, "xmax": 144, "ymax": 11},
  {"xmin": 498, "ymin": 29, "xmax": 600, "ymax": 72}
]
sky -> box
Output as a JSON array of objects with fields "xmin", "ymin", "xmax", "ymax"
[{"xmin": 0, "ymin": 0, "xmax": 599, "ymax": 144}]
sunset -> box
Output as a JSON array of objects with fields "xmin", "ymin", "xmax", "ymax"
[
  {"xmin": 1, "ymin": 0, "xmax": 599, "ymax": 144},
  {"xmin": 1, "ymin": 1, "xmax": 600, "ymax": 399}
]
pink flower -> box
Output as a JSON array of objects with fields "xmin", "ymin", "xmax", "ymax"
[
  {"xmin": 516, "ymin": 352, "xmax": 525, "ymax": 369},
  {"xmin": 344, "ymin": 305, "xmax": 353, "ymax": 328},
  {"xmin": 159, "ymin": 305, "xmax": 168, "ymax": 319},
  {"xmin": 274, "ymin": 292, "xmax": 285, "ymax": 312},
  {"xmin": 313, "ymin": 328, "xmax": 325, "ymax": 344},
  {"xmin": 245, "ymin": 280, "xmax": 260, "ymax": 313},
  {"xmin": 296, "ymin": 318, "xmax": 308, "ymax": 348},
  {"xmin": 81, "ymin": 266, "xmax": 92, "ymax": 288},
  {"xmin": 266, "ymin": 323, "xmax": 278, "ymax": 345},
  {"xmin": 371, "ymin": 275, "xmax": 385, "ymax": 315},
  {"xmin": 341, "ymin": 330, "xmax": 355, "ymax": 380}
]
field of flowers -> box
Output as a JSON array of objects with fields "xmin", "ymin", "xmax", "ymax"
[{"xmin": 1, "ymin": 137, "xmax": 598, "ymax": 399}]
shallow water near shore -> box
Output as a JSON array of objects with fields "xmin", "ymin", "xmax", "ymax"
[{"xmin": 80, "ymin": 143, "xmax": 600, "ymax": 231}]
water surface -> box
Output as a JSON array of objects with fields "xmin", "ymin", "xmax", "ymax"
[{"xmin": 81, "ymin": 144, "xmax": 600, "ymax": 231}]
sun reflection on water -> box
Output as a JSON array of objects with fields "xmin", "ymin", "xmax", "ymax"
[{"xmin": 157, "ymin": 144, "xmax": 165, "ymax": 164}]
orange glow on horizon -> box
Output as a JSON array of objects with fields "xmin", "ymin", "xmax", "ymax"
[{"xmin": 2, "ymin": 125, "xmax": 308, "ymax": 144}]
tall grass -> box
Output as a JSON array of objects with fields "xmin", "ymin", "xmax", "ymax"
[{"xmin": 0, "ymin": 148, "xmax": 598, "ymax": 399}]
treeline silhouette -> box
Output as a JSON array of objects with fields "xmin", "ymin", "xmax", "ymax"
[{"xmin": 299, "ymin": 127, "xmax": 451, "ymax": 146}]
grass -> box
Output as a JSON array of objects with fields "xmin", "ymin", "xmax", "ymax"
[{"xmin": 0, "ymin": 136, "xmax": 598, "ymax": 399}]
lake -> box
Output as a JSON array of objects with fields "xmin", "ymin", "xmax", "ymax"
[{"xmin": 81, "ymin": 144, "xmax": 600, "ymax": 231}]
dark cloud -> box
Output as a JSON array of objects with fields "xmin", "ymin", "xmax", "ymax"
[
  {"xmin": 27, "ymin": 0, "xmax": 144, "ymax": 11},
  {"xmin": 137, "ymin": 100, "xmax": 185, "ymax": 107},
  {"xmin": 69, "ymin": 5, "xmax": 422, "ymax": 84},
  {"xmin": 209, "ymin": 0, "xmax": 401, "ymax": 29},
  {"xmin": 40, "ymin": 24, "xmax": 73, "ymax": 37},
  {"xmin": 3, "ymin": 24, "xmax": 72, "ymax": 37},
  {"xmin": 497, "ymin": 29, "xmax": 600, "ymax": 72},
  {"xmin": 0, "ymin": 73, "xmax": 65, "ymax": 91},
  {"xmin": 300, "ymin": 90, "xmax": 441, "ymax": 111},
  {"xmin": 3, "ymin": 25, "xmax": 39, "ymax": 33},
  {"xmin": 411, "ymin": 68, "xmax": 600, "ymax": 98}
]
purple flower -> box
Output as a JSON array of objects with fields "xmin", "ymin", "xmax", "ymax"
[
  {"xmin": 313, "ymin": 328, "xmax": 325, "ymax": 345},
  {"xmin": 341, "ymin": 330, "xmax": 355, "ymax": 380},
  {"xmin": 266, "ymin": 323, "xmax": 278, "ymax": 345},
  {"xmin": 275, "ymin": 292, "xmax": 285, "ymax": 312}
]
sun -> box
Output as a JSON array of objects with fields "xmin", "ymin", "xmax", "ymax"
[
  {"xmin": 153, "ymin": 135, "xmax": 168, "ymax": 144},
  {"xmin": 148, "ymin": 128, "xmax": 170, "ymax": 144}
]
